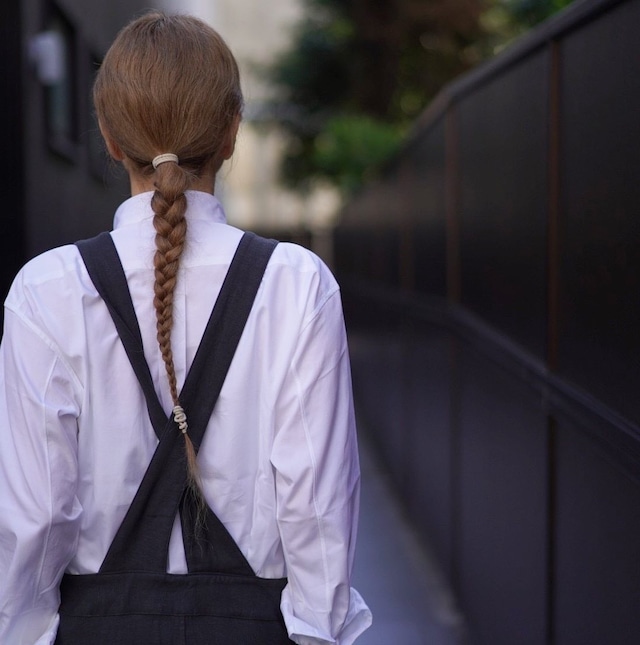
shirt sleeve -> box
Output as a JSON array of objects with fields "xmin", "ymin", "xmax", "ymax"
[
  {"xmin": 0, "ymin": 307, "xmax": 83, "ymax": 645},
  {"xmin": 271, "ymin": 287, "xmax": 372, "ymax": 645}
]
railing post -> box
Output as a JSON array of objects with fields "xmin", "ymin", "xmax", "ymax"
[
  {"xmin": 546, "ymin": 37, "xmax": 562, "ymax": 645},
  {"xmin": 446, "ymin": 101, "xmax": 460, "ymax": 305}
]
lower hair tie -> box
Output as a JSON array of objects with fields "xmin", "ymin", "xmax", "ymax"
[{"xmin": 173, "ymin": 405, "xmax": 188, "ymax": 434}]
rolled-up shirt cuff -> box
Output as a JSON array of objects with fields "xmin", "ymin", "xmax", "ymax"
[{"xmin": 281, "ymin": 586, "xmax": 373, "ymax": 645}]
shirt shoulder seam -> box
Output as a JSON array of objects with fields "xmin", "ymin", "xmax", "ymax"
[{"xmin": 3, "ymin": 306, "xmax": 85, "ymax": 395}]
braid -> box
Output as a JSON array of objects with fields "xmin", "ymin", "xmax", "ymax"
[
  {"xmin": 152, "ymin": 162, "xmax": 204, "ymax": 501},
  {"xmin": 152, "ymin": 187, "xmax": 186, "ymax": 404}
]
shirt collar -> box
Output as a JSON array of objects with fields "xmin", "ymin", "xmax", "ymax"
[{"xmin": 113, "ymin": 190, "xmax": 228, "ymax": 230}]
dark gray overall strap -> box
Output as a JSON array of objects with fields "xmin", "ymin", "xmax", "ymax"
[
  {"xmin": 76, "ymin": 232, "xmax": 167, "ymax": 436},
  {"xmin": 76, "ymin": 231, "xmax": 277, "ymax": 574}
]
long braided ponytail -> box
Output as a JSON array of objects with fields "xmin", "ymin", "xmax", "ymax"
[
  {"xmin": 93, "ymin": 12, "xmax": 243, "ymax": 492},
  {"xmin": 150, "ymin": 159, "xmax": 201, "ymax": 491}
]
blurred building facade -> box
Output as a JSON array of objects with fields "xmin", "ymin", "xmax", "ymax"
[{"xmin": 0, "ymin": 0, "xmax": 167, "ymax": 314}]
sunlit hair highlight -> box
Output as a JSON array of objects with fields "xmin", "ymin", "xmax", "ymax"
[{"xmin": 94, "ymin": 12, "xmax": 242, "ymax": 496}]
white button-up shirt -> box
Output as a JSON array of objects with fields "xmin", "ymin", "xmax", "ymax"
[{"xmin": 0, "ymin": 191, "xmax": 371, "ymax": 644}]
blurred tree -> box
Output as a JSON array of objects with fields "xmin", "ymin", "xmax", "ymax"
[
  {"xmin": 312, "ymin": 114, "xmax": 403, "ymax": 192},
  {"xmin": 269, "ymin": 0, "xmax": 574, "ymax": 193},
  {"xmin": 504, "ymin": 0, "xmax": 575, "ymax": 28},
  {"xmin": 481, "ymin": 0, "xmax": 575, "ymax": 56}
]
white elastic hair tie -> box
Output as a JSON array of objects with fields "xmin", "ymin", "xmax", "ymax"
[
  {"xmin": 152, "ymin": 153, "xmax": 179, "ymax": 169},
  {"xmin": 173, "ymin": 405, "xmax": 188, "ymax": 435}
]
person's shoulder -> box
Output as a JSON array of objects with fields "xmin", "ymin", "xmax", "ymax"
[
  {"xmin": 262, "ymin": 239, "xmax": 341, "ymax": 321},
  {"xmin": 5, "ymin": 243, "xmax": 84, "ymax": 312},
  {"xmin": 12, "ymin": 243, "xmax": 82, "ymax": 285},
  {"xmin": 269, "ymin": 240, "xmax": 335, "ymax": 282}
]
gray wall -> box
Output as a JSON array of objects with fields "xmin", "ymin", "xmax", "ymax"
[
  {"xmin": 335, "ymin": 0, "xmax": 640, "ymax": 642},
  {"xmin": 21, "ymin": 0, "xmax": 156, "ymax": 259},
  {"xmin": 1, "ymin": 0, "xmax": 159, "ymax": 320}
]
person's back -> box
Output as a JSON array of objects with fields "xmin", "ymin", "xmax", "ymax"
[{"xmin": 0, "ymin": 12, "xmax": 371, "ymax": 645}]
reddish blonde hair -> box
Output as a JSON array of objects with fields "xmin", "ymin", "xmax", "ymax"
[{"xmin": 94, "ymin": 12, "xmax": 242, "ymax": 492}]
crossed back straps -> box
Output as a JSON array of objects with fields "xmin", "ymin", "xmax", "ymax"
[{"xmin": 76, "ymin": 231, "xmax": 278, "ymax": 574}]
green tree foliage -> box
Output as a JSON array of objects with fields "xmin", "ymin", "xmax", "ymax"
[
  {"xmin": 505, "ymin": 0, "xmax": 575, "ymax": 28},
  {"xmin": 269, "ymin": 0, "xmax": 573, "ymax": 193},
  {"xmin": 313, "ymin": 115, "xmax": 404, "ymax": 192}
]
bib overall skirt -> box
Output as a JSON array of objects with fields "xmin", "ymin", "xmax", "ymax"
[{"xmin": 56, "ymin": 233, "xmax": 294, "ymax": 644}]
